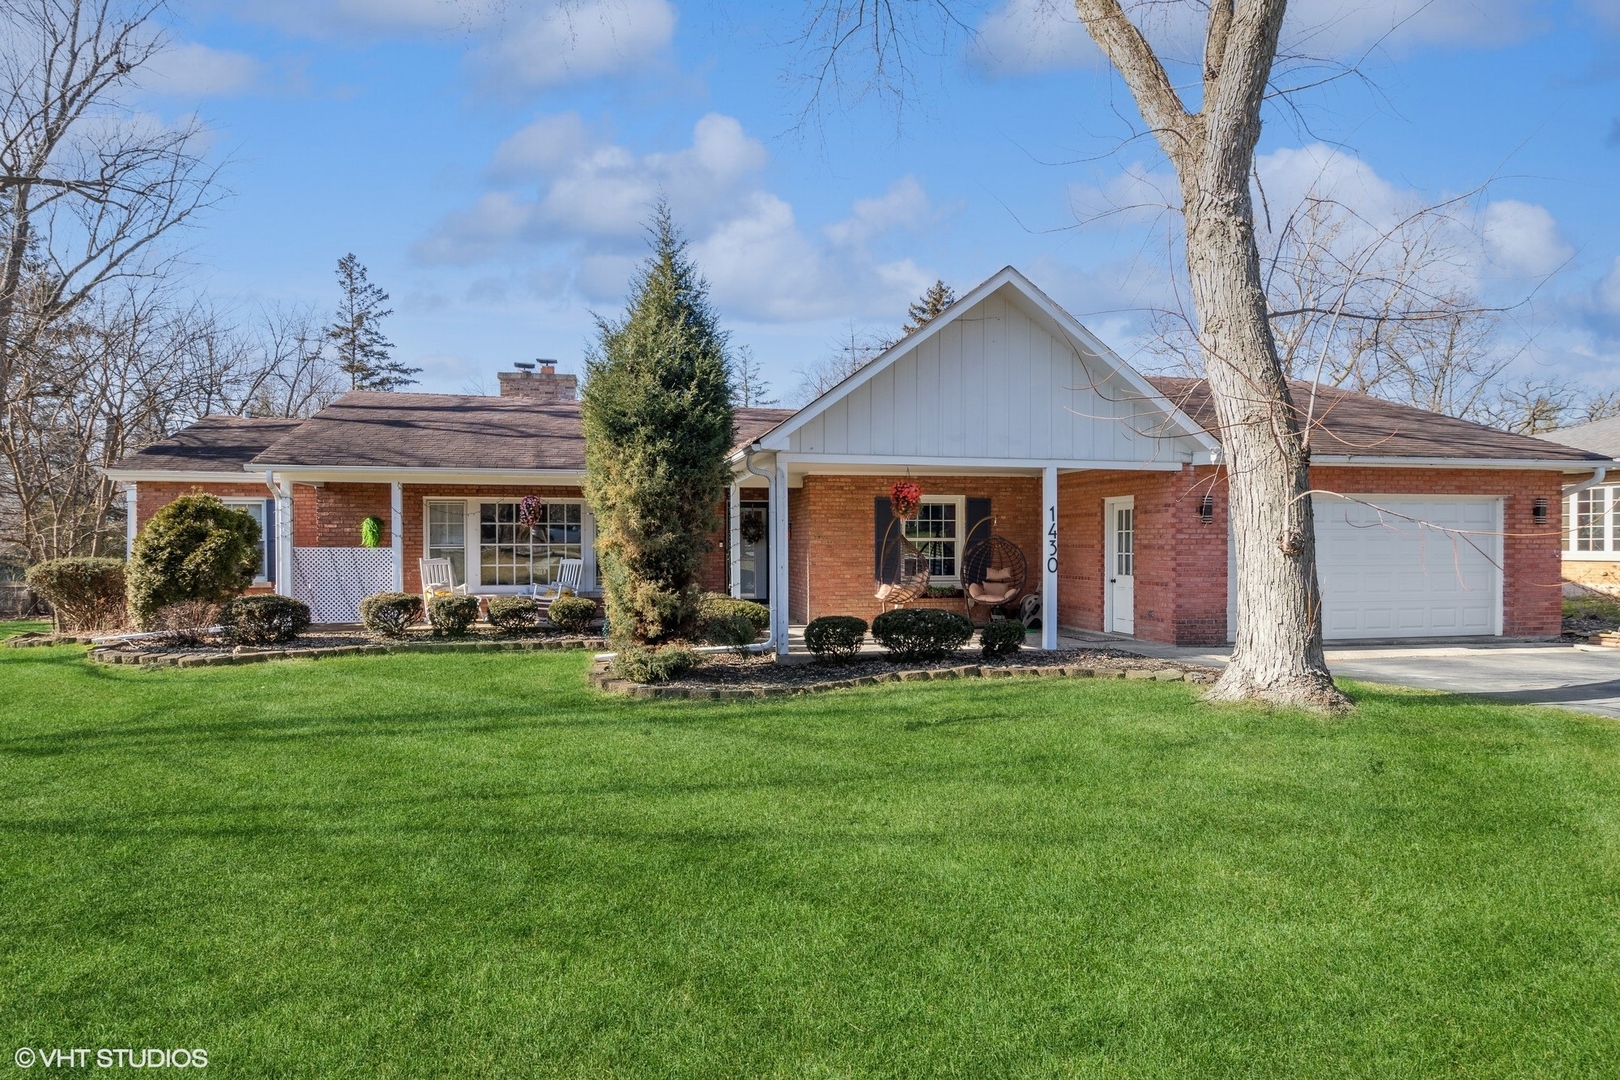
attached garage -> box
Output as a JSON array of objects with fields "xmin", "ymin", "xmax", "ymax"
[{"xmin": 1313, "ymin": 494, "xmax": 1502, "ymax": 640}]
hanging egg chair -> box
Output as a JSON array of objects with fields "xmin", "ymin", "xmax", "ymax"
[
  {"xmin": 874, "ymin": 525, "xmax": 931, "ymax": 610},
  {"xmin": 961, "ymin": 535, "xmax": 1028, "ymax": 618}
]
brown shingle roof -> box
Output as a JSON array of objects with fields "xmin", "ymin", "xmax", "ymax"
[
  {"xmin": 113, "ymin": 416, "xmax": 305, "ymax": 473},
  {"xmin": 246, "ymin": 391, "xmax": 797, "ymax": 471},
  {"xmin": 1149, "ymin": 377, "xmax": 1607, "ymax": 463}
]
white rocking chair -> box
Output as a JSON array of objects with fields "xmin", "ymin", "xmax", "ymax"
[
  {"xmin": 419, "ymin": 557, "xmax": 469, "ymax": 611},
  {"xmin": 530, "ymin": 558, "xmax": 584, "ymax": 609}
]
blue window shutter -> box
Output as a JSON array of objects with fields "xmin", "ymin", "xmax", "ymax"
[{"xmin": 263, "ymin": 498, "xmax": 276, "ymax": 583}]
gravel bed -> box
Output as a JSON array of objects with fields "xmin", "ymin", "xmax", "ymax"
[{"xmin": 661, "ymin": 647, "xmax": 1214, "ymax": 691}]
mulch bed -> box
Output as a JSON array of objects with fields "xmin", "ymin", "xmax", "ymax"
[
  {"xmin": 66, "ymin": 627, "xmax": 606, "ymax": 667},
  {"xmin": 593, "ymin": 647, "xmax": 1219, "ymax": 699}
]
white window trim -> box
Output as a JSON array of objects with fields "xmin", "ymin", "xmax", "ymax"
[
  {"xmin": 1565, "ymin": 486, "xmax": 1620, "ymax": 561},
  {"xmin": 902, "ymin": 494, "xmax": 967, "ymax": 585},
  {"xmin": 420, "ymin": 497, "xmax": 597, "ymax": 594},
  {"xmin": 221, "ymin": 497, "xmax": 271, "ymax": 584}
]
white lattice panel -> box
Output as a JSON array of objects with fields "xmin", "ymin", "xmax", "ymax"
[{"xmin": 293, "ymin": 548, "xmax": 398, "ymax": 623}]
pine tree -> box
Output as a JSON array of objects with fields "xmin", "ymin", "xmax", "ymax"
[
  {"xmin": 327, "ymin": 254, "xmax": 419, "ymax": 391},
  {"xmin": 730, "ymin": 345, "xmax": 779, "ymax": 407},
  {"xmin": 902, "ymin": 279, "xmax": 956, "ymax": 335},
  {"xmin": 582, "ymin": 203, "xmax": 736, "ymax": 645}
]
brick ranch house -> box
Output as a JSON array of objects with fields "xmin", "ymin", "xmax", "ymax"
[{"xmin": 106, "ymin": 267, "xmax": 1614, "ymax": 653}]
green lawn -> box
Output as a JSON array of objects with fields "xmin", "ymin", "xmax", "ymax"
[{"xmin": 2, "ymin": 644, "xmax": 1618, "ymax": 1077}]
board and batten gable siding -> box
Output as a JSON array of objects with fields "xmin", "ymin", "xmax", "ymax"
[{"xmin": 783, "ymin": 290, "xmax": 1192, "ymax": 463}]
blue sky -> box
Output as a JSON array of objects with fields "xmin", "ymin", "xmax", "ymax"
[{"xmin": 139, "ymin": 1, "xmax": 1620, "ymax": 401}]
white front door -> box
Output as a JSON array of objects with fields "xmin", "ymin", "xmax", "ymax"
[{"xmin": 1105, "ymin": 497, "xmax": 1135, "ymax": 635}]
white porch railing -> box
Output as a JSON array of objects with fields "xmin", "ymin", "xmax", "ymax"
[{"xmin": 293, "ymin": 547, "xmax": 397, "ymax": 623}]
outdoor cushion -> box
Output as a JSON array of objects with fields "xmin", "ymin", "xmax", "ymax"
[
  {"xmin": 986, "ymin": 566, "xmax": 1011, "ymax": 582},
  {"xmin": 875, "ymin": 583, "xmax": 894, "ymax": 601},
  {"xmin": 970, "ymin": 582, "xmax": 1014, "ymax": 603}
]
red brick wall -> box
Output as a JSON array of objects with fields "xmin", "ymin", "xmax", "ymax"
[
  {"xmin": 1055, "ymin": 467, "xmax": 1228, "ymax": 645},
  {"xmin": 792, "ymin": 474, "xmax": 1041, "ymax": 623}
]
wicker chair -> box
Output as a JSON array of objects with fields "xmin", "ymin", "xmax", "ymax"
[{"xmin": 961, "ymin": 535, "xmax": 1028, "ymax": 619}]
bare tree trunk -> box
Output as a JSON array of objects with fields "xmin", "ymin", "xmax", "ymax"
[{"xmin": 1072, "ymin": 0, "xmax": 1348, "ymax": 709}]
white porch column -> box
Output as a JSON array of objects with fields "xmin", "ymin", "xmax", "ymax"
[
  {"xmin": 124, "ymin": 485, "xmax": 137, "ymax": 557},
  {"xmin": 771, "ymin": 459, "xmax": 790, "ymax": 656},
  {"xmin": 276, "ymin": 478, "xmax": 294, "ymax": 598},
  {"xmin": 1042, "ymin": 465, "xmax": 1058, "ymax": 651},
  {"xmin": 728, "ymin": 482, "xmax": 742, "ymax": 598},
  {"xmin": 390, "ymin": 482, "xmax": 404, "ymax": 592}
]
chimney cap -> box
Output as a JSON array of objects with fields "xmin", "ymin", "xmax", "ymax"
[{"xmin": 514, "ymin": 360, "xmax": 536, "ymax": 372}]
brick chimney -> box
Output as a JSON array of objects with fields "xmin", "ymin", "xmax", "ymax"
[{"xmin": 497, "ymin": 360, "xmax": 577, "ymax": 402}]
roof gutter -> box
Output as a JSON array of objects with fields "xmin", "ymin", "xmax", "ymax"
[{"xmin": 1564, "ymin": 467, "xmax": 1608, "ymax": 496}]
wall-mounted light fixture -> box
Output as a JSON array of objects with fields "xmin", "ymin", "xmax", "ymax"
[
  {"xmin": 1198, "ymin": 494, "xmax": 1215, "ymax": 524},
  {"xmin": 1533, "ymin": 497, "xmax": 1549, "ymax": 526}
]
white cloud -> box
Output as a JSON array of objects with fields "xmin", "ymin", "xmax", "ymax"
[
  {"xmin": 1482, "ymin": 200, "xmax": 1573, "ymax": 277},
  {"xmin": 227, "ymin": 0, "xmax": 674, "ymax": 91},
  {"xmin": 1597, "ymin": 257, "xmax": 1620, "ymax": 315},
  {"xmin": 141, "ymin": 42, "xmax": 266, "ymax": 97},
  {"xmin": 418, "ymin": 112, "xmax": 936, "ymax": 322},
  {"xmin": 970, "ymin": 0, "xmax": 1101, "ymax": 75},
  {"xmin": 475, "ymin": 0, "xmax": 676, "ymax": 92}
]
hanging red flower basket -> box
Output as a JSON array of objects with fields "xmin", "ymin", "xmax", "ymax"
[{"xmin": 890, "ymin": 479, "xmax": 923, "ymax": 519}]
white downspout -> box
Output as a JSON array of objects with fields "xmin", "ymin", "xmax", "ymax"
[{"xmin": 1563, "ymin": 467, "xmax": 1607, "ymax": 496}]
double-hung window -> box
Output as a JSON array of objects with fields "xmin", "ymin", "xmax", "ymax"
[
  {"xmin": 222, "ymin": 499, "xmax": 271, "ymax": 582},
  {"xmin": 902, "ymin": 496, "xmax": 964, "ymax": 583},
  {"xmin": 1576, "ymin": 488, "xmax": 1608, "ymax": 552},
  {"xmin": 479, "ymin": 501, "xmax": 582, "ymax": 586},
  {"xmin": 427, "ymin": 502, "xmax": 467, "ymax": 584}
]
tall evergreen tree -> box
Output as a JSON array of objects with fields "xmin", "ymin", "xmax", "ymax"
[
  {"xmin": 901, "ymin": 280, "xmax": 956, "ymax": 335},
  {"xmin": 582, "ymin": 204, "xmax": 736, "ymax": 645},
  {"xmin": 327, "ymin": 254, "xmax": 419, "ymax": 391}
]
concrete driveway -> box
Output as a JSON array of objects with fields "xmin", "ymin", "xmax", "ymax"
[{"xmin": 1057, "ymin": 631, "xmax": 1620, "ymax": 719}]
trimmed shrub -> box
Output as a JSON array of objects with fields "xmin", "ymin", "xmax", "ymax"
[
  {"xmin": 805, "ymin": 615, "xmax": 867, "ymax": 661},
  {"xmin": 702, "ymin": 612, "xmax": 758, "ymax": 652},
  {"xmin": 359, "ymin": 592, "xmax": 422, "ymax": 637},
  {"xmin": 127, "ymin": 494, "xmax": 261, "ymax": 629},
  {"xmin": 222, "ymin": 595, "xmax": 312, "ymax": 645},
  {"xmin": 980, "ymin": 618, "xmax": 1026, "ymax": 659},
  {"xmin": 698, "ymin": 593, "xmax": 770, "ymax": 635},
  {"xmin": 611, "ymin": 645, "xmax": 702, "ymax": 684},
  {"xmin": 25, "ymin": 557, "xmax": 126, "ymax": 631},
  {"xmin": 428, "ymin": 593, "xmax": 480, "ymax": 636},
  {"xmin": 871, "ymin": 608, "xmax": 974, "ymax": 661},
  {"xmin": 548, "ymin": 595, "xmax": 598, "ymax": 635},
  {"xmin": 486, "ymin": 595, "xmax": 542, "ymax": 632}
]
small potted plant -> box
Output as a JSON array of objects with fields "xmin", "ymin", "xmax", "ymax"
[{"xmin": 890, "ymin": 479, "xmax": 923, "ymax": 519}]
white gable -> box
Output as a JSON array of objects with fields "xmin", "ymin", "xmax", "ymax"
[{"xmin": 760, "ymin": 270, "xmax": 1214, "ymax": 465}]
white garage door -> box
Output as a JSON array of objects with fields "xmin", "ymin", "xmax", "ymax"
[{"xmin": 1314, "ymin": 495, "xmax": 1503, "ymax": 640}]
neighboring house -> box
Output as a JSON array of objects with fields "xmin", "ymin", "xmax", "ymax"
[
  {"xmin": 1538, "ymin": 415, "xmax": 1620, "ymax": 595},
  {"xmin": 106, "ymin": 268, "xmax": 1611, "ymax": 651}
]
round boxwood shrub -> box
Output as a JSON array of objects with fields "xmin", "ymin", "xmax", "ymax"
[
  {"xmin": 804, "ymin": 615, "xmax": 867, "ymax": 661},
  {"xmin": 611, "ymin": 645, "xmax": 702, "ymax": 684},
  {"xmin": 428, "ymin": 593, "xmax": 480, "ymax": 636},
  {"xmin": 359, "ymin": 592, "xmax": 422, "ymax": 637},
  {"xmin": 25, "ymin": 557, "xmax": 126, "ymax": 632},
  {"xmin": 698, "ymin": 593, "xmax": 770, "ymax": 636},
  {"xmin": 980, "ymin": 618, "xmax": 1026, "ymax": 659},
  {"xmin": 127, "ymin": 494, "xmax": 262, "ymax": 629},
  {"xmin": 487, "ymin": 595, "xmax": 542, "ymax": 632},
  {"xmin": 870, "ymin": 608, "xmax": 974, "ymax": 661},
  {"xmin": 221, "ymin": 595, "xmax": 312, "ymax": 645},
  {"xmin": 547, "ymin": 595, "xmax": 598, "ymax": 635}
]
